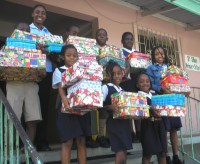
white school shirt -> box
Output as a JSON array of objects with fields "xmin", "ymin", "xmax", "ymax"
[{"xmin": 52, "ymin": 65, "xmax": 67, "ymax": 89}]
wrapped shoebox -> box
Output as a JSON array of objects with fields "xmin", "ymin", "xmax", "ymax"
[
  {"xmin": 99, "ymin": 45, "xmax": 124, "ymax": 58},
  {"xmin": 151, "ymin": 94, "xmax": 185, "ymax": 106},
  {"xmin": 11, "ymin": 29, "xmax": 43, "ymax": 43},
  {"xmin": 6, "ymin": 38, "xmax": 36, "ymax": 49},
  {"xmin": 154, "ymin": 105, "xmax": 186, "ymax": 117},
  {"xmin": 166, "ymin": 83, "xmax": 191, "ymax": 94},
  {"xmin": 61, "ymin": 103, "xmax": 91, "ymax": 115},
  {"xmin": 111, "ymin": 91, "xmax": 150, "ymax": 119},
  {"xmin": 111, "ymin": 91, "xmax": 148, "ymax": 107},
  {"xmin": 161, "ymin": 74, "xmax": 188, "ymax": 86},
  {"xmin": 62, "ymin": 61, "xmax": 103, "ymax": 87},
  {"xmin": 113, "ymin": 106, "xmax": 150, "ymax": 119},
  {"xmin": 67, "ymin": 79, "xmax": 103, "ymax": 109},
  {"xmin": 0, "ymin": 50, "xmax": 46, "ymax": 81},
  {"xmin": 66, "ymin": 36, "xmax": 99, "ymax": 55},
  {"xmin": 78, "ymin": 53, "xmax": 97, "ymax": 61},
  {"xmin": 43, "ymin": 34, "xmax": 63, "ymax": 44},
  {"xmin": 126, "ymin": 52, "xmax": 151, "ymax": 69}
]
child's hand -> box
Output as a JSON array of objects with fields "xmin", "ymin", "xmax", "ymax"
[
  {"xmin": 36, "ymin": 43, "xmax": 50, "ymax": 56},
  {"xmin": 161, "ymin": 86, "xmax": 172, "ymax": 94},
  {"xmin": 62, "ymin": 97, "xmax": 71, "ymax": 111},
  {"xmin": 150, "ymin": 106, "xmax": 160, "ymax": 117},
  {"xmin": 110, "ymin": 105, "xmax": 120, "ymax": 114}
]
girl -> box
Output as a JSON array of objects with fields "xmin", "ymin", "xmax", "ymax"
[
  {"xmin": 120, "ymin": 32, "xmax": 141, "ymax": 143},
  {"xmin": 52, "ymin": 44, "xmax": 91, "ymax": 164},
  {"xmin": 146, "ymin": 46, "xmax": 183, "ymax": 164},
  {"xmin": 30, "ymin": 4, "xmax": 52, "ymax": 151},
  {"xmin": 135, "ymin": 71, "xmax": 167, "ymax": 164},
  {"xmin": 101, "ymin": 61, "xmax": 132, "ymax": 164}
]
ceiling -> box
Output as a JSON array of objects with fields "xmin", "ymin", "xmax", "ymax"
[{"xmin": 120, "ymin": 0, "xmax": 200, "ymax": 31}]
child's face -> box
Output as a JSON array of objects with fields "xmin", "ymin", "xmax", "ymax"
[
  {"xmin": 96, "ymin": 29, "xmax": 108, "ymax": 46},
  {"xmin": 32, "ymin": 6, "xmax": 46, "ymax": 25},
  {"xmin": 122, "ymin": 34, "xmax": 133, "ymax": 50},
  {"xmin": 137, "ymin": 74, "xmax": 151, "ymax": 93},
  {"xmin": 154, "ymin": 48, "xmax": 165, "ymax": 64},
  {"xmin": 64, "ymin": 48, "xmax": 78, "ymax": 67},
  {"xmin": 17, "ymin": 23, "xmax": 30, "ymax": 32},
  {"xmin": 68, "ymin": 26, "xmax": 79, "ymax": 36},
  {"xmin": 111, "ymin": 66, "xmax": 123, "ymax": 86}
]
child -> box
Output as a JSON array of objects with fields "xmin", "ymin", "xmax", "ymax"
[
  {"xmin": 135, "ymin": 71, "xmax": 167, "ymax": 164},
  {"xmin": 120, "ymin": 32, "xmax": 141, "ymax": 142},
  {"xmin": 52, "ymin": 44, "xmax": 91, "ymax": 164},
  {"xmin": 101, "ymin": 61, "xmax": 132, "ymax": 164},
  {"xmin": 64, "ymin": 25, "xmax": 80, "ymax": 43},
  {"xmin": 95, "ymin": 28, "xmax": 110, "ymax": 148},
  {"xmin": 146, "ymin": 46, "xmax": 183, "ymax": 164},
  {"xmin": 6, "ymin": 22, "xmax": 42, "ymax": 145}
]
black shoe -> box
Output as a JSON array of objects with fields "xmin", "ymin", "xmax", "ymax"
[
  {"xmin": 36, "ymin": 144, "xmax": 52, "ymax": 151},
  {"xmin": 86, "ymin": 138, "xmax": 100, "ymax": 148},
  {"xmin": 96, "ymin": 136, "xmax": 110, "ymax": 148},
  {"xmin": 173, "ymin": 155, "xmax": 183, "ymax": 164},
  {"xmin": 166, "ymin": 156, "xmax": 173, "ymax": 164}
]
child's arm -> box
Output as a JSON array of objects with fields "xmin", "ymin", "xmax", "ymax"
[
  {"xmin": 58, "ymin": 83, "xmax": 71, "ymax": 110},
  {"xmin": 150, "ymin": 106, "xmax": 160, "ymax": 117},
  {"xmin": 101, "ymin": 105, "xmax": 120, "ymax": 114}
]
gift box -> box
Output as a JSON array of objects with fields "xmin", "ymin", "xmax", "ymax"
[
  {"xmin": 66, "ymin": 36, "xmax": 99, "ymax": 55},
  {"xmin": 45, "ymin": 43, "xmax": 63, "ymax": 53},
  {"xmin": 113, "ymin": 106, "xmax": 150, "ymax": 119},
  {"xmin": 0, "ymin": 50, "xmax": 46, "ymax": 81},
  {"xmin": 43, "ymin": 34, "xmax": 63, "ymax": 44},
  {"xmin": 62, "ymin": 61, "xmax": 103, "ymax": 86},
  {"xmin": 11, "ymin": 29, "xmax": 43, "ymax": 43},
  {"xmin": 67, "ymin": 79, "xmax": 103, "ymax": 108},
  {"xmin": 97, "ymin": 55, "xmax": 126, "ymax": 69},
  {"xmin": 166, "ymin": 83, "xmax": 191, "ymax": 94},
  {"xmin": 78, "ymin": 53, "xmax": 97, "ymax": 61},
  {"xmin": 6, "ymin": 38, "xmax": 36, "ymax": 49},
  {"xmin": 99, "ymin": 45, "xmax": 124, "ymax": 59},
  {"xmin": 111, "ymin": 91, "xmax": 148, "ymax": 107},
  {"xmin": 154, "ymin": 105, "xmax": 186, "ymax": 117},
  {"xmin": 4, "ymin": 46, "xmax": 41, "ymax": 53},
  {"xmin": 151, "ymin": 94, "xmax": 185, "ymax": 106},
  {"xmin": 161, "ymin": 74, "xmax": 188, "ymax": 86},
  {"xmin": 126, "ymin": 52, "xmax": 151, "ymax": 69},
  {"xmin": 61, "ymin": 103, "xmax": 91, "ymax": 115},
  {"xmin": 161, "ymin": 65, "xmax": 189, "ymax": 80}
]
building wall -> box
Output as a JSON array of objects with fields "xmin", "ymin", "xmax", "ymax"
[{"xmin": 30, "ymin": 0, "xmax": 200, "ymax": 87}]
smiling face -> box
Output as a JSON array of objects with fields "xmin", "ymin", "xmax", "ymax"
[
  {"xmin": 122, "ymin": 34, "xmax": 133, "ymax": 50},
  {"xmin": 96, "ymin": 29, "xmax": 108, "ymax": 47},
  {"xmin": 32, "ymin": 6, "xmax": 47, "ymax": 26},
  {"xmin": 136, "ymin": 74, "xmax": 151, "ymax": 93},
  {"xmin": 154, "ymin": 47, "xmax": 165, "ymax": 65},
  {"xmin": 111, "ymin": 66, "xmax": 123, "ymax": 86},
  {"xmin": 64, "ymin": 48, "xmax": 78, "ymax": 67}
]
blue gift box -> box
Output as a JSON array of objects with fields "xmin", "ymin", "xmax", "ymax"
[
  {"xmin": 151, "ymin": 94, "xmax": 185, "ymax": 106},
  {"xmin": 6, "ymin": 38, "xmax": 36, "ymax": 49},
  {"xmin": 46, "ymin": 43, "xmax": 63, "ymax": 53}
]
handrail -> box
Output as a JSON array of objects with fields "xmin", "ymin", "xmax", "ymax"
[
  {"xmin": 0, "ymin": 89, "xmax": 43, "ymax": 164},
  {"xmin": 188, "ymin": 96, "xmax": 200, "ymax": 102}
]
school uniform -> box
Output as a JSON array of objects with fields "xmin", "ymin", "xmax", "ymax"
[
  {"xmin": 52, "ymin": 66, "xmax": 91, "ymax": 142},
  {"xmin": 146, "ymin": 64, "xmax": 182, "ymax": 131},
  {"xmin": 140, "ymin": 91, "xmax": 167, "ymax": 156},
  {"xmin": 102, "ymin": 83, "xmax": 132, "ymax": 152}
]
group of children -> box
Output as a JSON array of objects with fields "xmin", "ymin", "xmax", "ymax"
[
  {"xmin": 52, "ymin": 28, "xmax": 183, "ymax": 164},
  {"xmin": 3, "ymin": 4, "xmax": 183, "ymax": 164}
]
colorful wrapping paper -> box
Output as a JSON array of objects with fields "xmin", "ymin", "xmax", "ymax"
[
  {"xmin": 43, "ymin": 34, "xmax": 63, "ymax": 44},
  {"xmin": 161, "ymin": 65, "xmax": 189, "ymax": 80},
  {"xmin": 99, "ymin": 45, "xmax": 124, "ymax": 59},
  {"xmin": 45, "ymin": 43, "xmax": 63, "ymax": 53},
  {"xmin": 154, "ymin": 105, "xmax": 186, "ymax": 117},
  {"xmin": 151, "ymin": 94, "xmax": 185, "ymax": 106},
  {"xmin": 11, "ymin": 29, "xmax": 44, "ymax": 43},
  {"xmin": 66, "ymin": 36, "xmax": 99, "ymax": 55},
  {"xmin": 6, "ymin": 38, "xmax": 36, "ymax": 49},
  {"xmin": 62, "ymin": 61, "xmax": 103, "ymax": 86},
  {"xmin": 78, "ymin": 53, "xmax": 97, "ymax": 61},
  {"xmin": 113, "ymin": 106, "xmax": 150, "ymax": 119},
  {"xmin": 4, "ymin": 46, "xmax": 41, "ymax": 53},
  {"xmin": 161, "ymin": 74, "xmax": 188, "ymax": 86},
  {"xmin": 166, "ymin": 83, "xmax": 191, "ymax": 94},
  {"xmin": 67, "ymin": 79, "xmax": 103, "ymax": 109},
  {"xmin": 126, "ymin": 52, "xmax": 151, "ymax": 69},
  {"xmin": 0, "ymin": 51, "xmax": 46, "ymax": 81},
  {"xmin": 111, "ymin": 91, "xmax": 148, "ymax": 107}
]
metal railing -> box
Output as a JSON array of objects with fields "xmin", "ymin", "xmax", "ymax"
[
  {"xmin": 0, "ymin": 89, "xmax": 43, "ymax": 164},
  {"xmin": 179, "ymin": 87, "xmax": 200, "ymax": 163}
]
